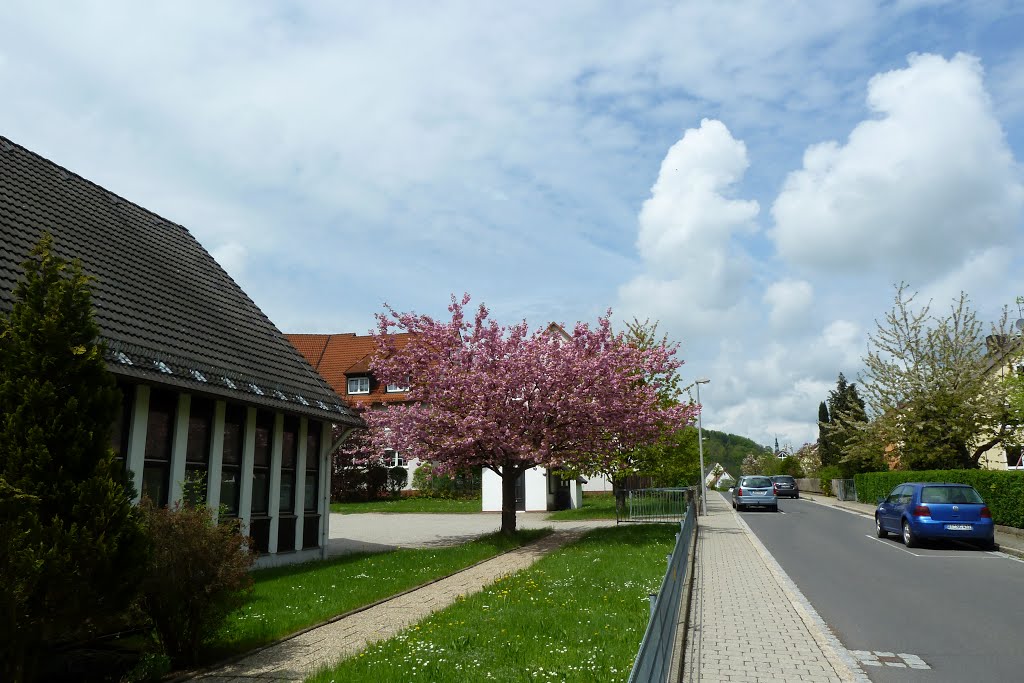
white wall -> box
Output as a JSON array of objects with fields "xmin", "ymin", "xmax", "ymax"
[
  {"xmin": 482, "ymin": 466, "xmax": 549, "ymax": 511},
  {"xmin": 581, "ymin": 473, "xmax": 612, "ymax": 492}
]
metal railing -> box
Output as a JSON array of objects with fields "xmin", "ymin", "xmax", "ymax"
[
  {"xmin": 617, "ymin": 487, "xmax": 694, "ymax": 524},
  {"xmin": 833, "ymin": 478, "xmax": 857, "ymax": 501},
  {"xmin": 628, "ymin": 499, "xmax": 697, "ymax": 683}
]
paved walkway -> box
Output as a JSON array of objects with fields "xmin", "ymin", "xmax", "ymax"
[
  {"xmin": 680, "ymin": 492, "xmax": 865, "ymax": 683},
  {"xmin": 191, "ymin": 521, "xmax": 611, "ymax": 682}
]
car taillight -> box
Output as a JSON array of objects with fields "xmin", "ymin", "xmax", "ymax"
[
  {"xmin": 913, "ymin": 505, "xmax": 931, "ymax": 517},
  {"xmin": 981, "ymin": 506, "xmax": 992, "ymax": 518},
  {"xmin": 773, "ymin": 484, "xmax": 779, "ymax": 493},
  {"xmin": 737, "ymin": 488, "xmax": 743, "ymax": 496}
]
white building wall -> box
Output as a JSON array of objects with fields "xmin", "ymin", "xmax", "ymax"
[
  {"xmin": 581, "ymin": 473, "xmax": 612, "ymax": 492},
  {"xmin": 482, "ymin": 466, "xmax": 551, "ymax": 512}
]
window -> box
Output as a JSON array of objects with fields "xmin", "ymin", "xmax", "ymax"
[
  {"xmin": 384, "ymin": 448, "xmax": 405, "ymax": 467},
  {"xmin": 142, "ymin": 390, "xmax": 176, "ymax": 507},
  {"xmin": 279, "ymin": 417, "xmax": 298, "ymax": 515},
  {"xmin": 1006, "ymin": 445, "xmax": 1023, "ymax": 469},
  {"xmin": 220, "ymin": 404, "xmax": 245, "ymax": 517},
  {"xmin": 348, "ymin": 377, "xmax": 370, "ymax": 394},
  {"xmin": 386, "ymin": 382, "xmax": 409, "ymax": 393},
  {"xmin": 251, "ymin": 411, "xmax": 274, "ymax": 516},
  {"xmin": 303, "ymin": 422, "xmax": 322, "ymax": 549},
  {"xmin": 184, "ymin": 397, "xmax": 214, "ymax": 506}
]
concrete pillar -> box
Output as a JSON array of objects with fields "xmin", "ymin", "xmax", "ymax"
[
  {"xmin": 293, "ymin": 417, "xmax": 308, "ymax": 552},
  {"xmin": 125, "ymin": 384, "xmax": 150, "ymax": 504},
  {"xmin": 267, "ymin": 412, "xmax": 284, "ymax": 554},
  {"xmin": 168, "ymin": 393, "xmax": 191, "ymax": 507},
  {"xmin": 207, "ymin": 400, "xmax": 226, "ymax": 521},
  {"xmin": 238, "ymin": 406, "xmax": 256, "ymax": 533}
]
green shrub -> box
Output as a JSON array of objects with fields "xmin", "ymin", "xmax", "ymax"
[
  {"xmin": 854, "ymin": 470, "xmax": 1024, "ymax": 528},
  {"xmin": 410, "ymin": 462, "xmax": 481, "ymax": 499},
  {"xmin": 817, "ymin": 465, "xmax": 842, "ymax": 497},
  {"xmin": 386, "ymin": 466, "xmax": 408, "ymax": 496},
  {"xmin": 138, "ymin": 500, "xmax": 255, "ymax": 666}
]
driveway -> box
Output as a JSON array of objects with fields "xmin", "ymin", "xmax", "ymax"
[{"xmin": 327, "ymin": 512, "xmax": 615, "ymax": 555}]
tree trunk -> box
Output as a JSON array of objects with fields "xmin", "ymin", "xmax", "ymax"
[{"xmin": 500, "ymin": 466, "xmax": 519, "ymax": 535}]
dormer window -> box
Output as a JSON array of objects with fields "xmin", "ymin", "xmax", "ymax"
[{"xmin": 348, "ymin": 377, "xmax": 370, "ymax": 394}]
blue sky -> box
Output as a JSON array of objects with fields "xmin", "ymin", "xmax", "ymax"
[{"xmin": 3, "ymin": 1, "xmax": 1023, "ymax": 450}]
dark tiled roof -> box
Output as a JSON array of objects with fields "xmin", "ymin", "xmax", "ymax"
[
  {"xmin": 285, "ymin": 332, "xmax": 413, "ymax": 409},
  {"xmin": 0, "ymin": 136, "xmax": 361, "ymax": 427}
]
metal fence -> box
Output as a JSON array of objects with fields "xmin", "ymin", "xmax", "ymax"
[
  {"xmin": 617, "ymin": 487, "xmax": 694, "ymax": 524},
  {"xmin": 628, "ymin": 499, "xmax": 697, "ymax": 683},
  {"xmin": 833, "ymin": 478, "xmax": 857, "ymax": 501}
]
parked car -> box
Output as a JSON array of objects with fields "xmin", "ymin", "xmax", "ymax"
[
  {"xmin": 771, "ymin": 475, "xmax": 799, "ymax": 499},
  {"xmin": 732, "ymin": 475, "xmax": 777, "ymax": 512},
  {"xmin": 875, "ymin": 482, "xmax": 995, "ymax": 549}
]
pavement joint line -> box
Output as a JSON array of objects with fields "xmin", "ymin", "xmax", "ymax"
[{"xmin": 728, "ymin": 498, "xmax": 871, "ymax": 683}]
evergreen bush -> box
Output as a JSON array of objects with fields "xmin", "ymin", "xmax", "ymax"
[{"xmin": 0, "ymin": 235, "xmax": 147, "ymax": 682}]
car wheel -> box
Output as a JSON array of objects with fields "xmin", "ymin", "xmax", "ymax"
[
  {"xmin": 976, "ymin": 538, "xmax": 997, "ymax": 551},
  {"xmin": 875, "ymin": 515, "xmax": 887, "ymax": 539},
  {"xmin": 902, "ymin": 520, "xmax": 918, "ymax": 548},
  {"xmin": 771, "ymin": 504, "xmax": 778, "ymax": 512},
  {"xmin": 795, "ymin": 493, "xmax": 800, "ymax": 499}
]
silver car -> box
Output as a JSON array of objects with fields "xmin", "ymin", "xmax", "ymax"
[{"xmin": 732, "ymin": 475, "xmax": 778, "ymax": 512}]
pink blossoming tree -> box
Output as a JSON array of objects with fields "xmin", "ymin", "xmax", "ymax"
[{"xmin": 366, "ymin": 294, "xmax": 694, "ymax": 534}]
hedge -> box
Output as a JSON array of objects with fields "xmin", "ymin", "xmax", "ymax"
[{"xmin": 854, "ymin": 470, "xmax": 1024, "ymax": 528}]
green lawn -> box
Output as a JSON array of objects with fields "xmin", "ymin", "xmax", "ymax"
[
  {"xmin": 309, "ymin": 524, "xmax": 676, "ymax": 683},
  {"xmin": 545, "ymin": 492, "xmax": 617, "ymax": 520},
  {"xmin": 330, "ymin": 496, "xmax": 482, "ymax": 514},
  {"xmin": 205, "ymin": 528, "xmax": 549, "ymax": 662}
]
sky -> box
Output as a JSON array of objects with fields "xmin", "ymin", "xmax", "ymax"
[{"xmin": 3, "ymin": 1, "xmax": 1024, "ymax": 450}]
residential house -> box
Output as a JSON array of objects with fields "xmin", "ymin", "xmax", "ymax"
[
  {"xmin": 0, "ymin": 136, "xmax": 362, "ymax": 568},
  {"xmin": 285, "ymin": 333, "xmax": 422, "ymax": 485}
]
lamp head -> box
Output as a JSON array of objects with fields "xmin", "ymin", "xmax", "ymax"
[{"xmin": 696, "ymin": 377, "xmax": 710, "ymax": 384}]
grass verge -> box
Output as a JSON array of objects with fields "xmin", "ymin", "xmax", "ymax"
[
  {"xmin": 205, "ymin": 528, "xmax": 550, "ymax": 663},
  {"xmin": 545, "ymin": 492, "xmax": 617, "ymax": 520},
  {"xmin": 330, "ymin": 497, "xmax": 482, "ymax": 514},
  {"xmin": 309, "ymin": 524, "xmax": 675, "ymax": 683}
]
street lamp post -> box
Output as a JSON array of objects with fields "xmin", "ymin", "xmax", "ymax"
[{"xmin": 696, "ymin": 378, "xmax": 710, "ymax": 516}]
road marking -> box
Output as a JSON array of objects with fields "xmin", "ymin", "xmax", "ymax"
[
  {"xmin": 850, "ymin": 650, "xmax": 930, "ymax": 670},
  {"xmin": 865, "ymin": 535, "xmax": 1005, "ymax": 559}
]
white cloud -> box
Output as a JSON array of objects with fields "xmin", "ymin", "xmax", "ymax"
[
  {"xmin": 763, "ymin": 279, "xmax": 814, "ymax": 330},
  {"xmin": 771, "ymin": 53, "xmax": 1024, "ymax": 281},
  {"xmin": 620, "ymin": 119, "xmax": 759, "ymax": 333}
]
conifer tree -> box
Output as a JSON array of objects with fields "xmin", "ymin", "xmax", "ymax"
[{"xmin": 0, "ymin": 235, "xmax": 146, "ymax": 681}]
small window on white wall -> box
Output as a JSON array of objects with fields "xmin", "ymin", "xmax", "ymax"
[
  {"xmin": 348, "ymin": 377, "xmax": 370, "ymax": 394},
  {"xmin": 384, "ymin": 448, "xmax": 406, "ymax": 467}
]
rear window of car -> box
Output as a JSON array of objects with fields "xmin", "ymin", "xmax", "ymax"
[
  {"xmin": 921, "ymin": 486, "xmax": 984, "ymax": 504},
  {"xmin": 744, "ymin": 477, "xmax": 772, "ymax": 488},
  {"xmin": 772, "ymin": 476, "xmax": 796, "ymax": 484}
]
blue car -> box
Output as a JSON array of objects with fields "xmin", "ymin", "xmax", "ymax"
[{"xmin": 875, "ymin": 482, "xmax": 995, "ymax": 549}]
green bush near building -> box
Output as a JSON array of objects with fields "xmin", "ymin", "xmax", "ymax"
[{"xmin": 855, "ymin": 470, "xmax": 1024, "ymax": 528}]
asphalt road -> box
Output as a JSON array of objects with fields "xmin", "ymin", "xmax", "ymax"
[{"xmin": 739, "ymin": 497, "xmax": 1024, "ymax": 683}]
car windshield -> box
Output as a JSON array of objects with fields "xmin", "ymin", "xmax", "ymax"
[
  {"xmin": 744, "ymin": 477, "xmax": 772, "ymax": 488},
  {"xmin": 921, "ymin": 486, "xmax": 984, "ymax": 504}
]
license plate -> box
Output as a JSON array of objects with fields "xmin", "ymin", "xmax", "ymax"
[
  {"xmin": 753, "ymin": 491, "xmax": 766, "ymax": 496},
  {"xmin": 945, "ymin": 524, "xmax": 972, "ymax": 531}
]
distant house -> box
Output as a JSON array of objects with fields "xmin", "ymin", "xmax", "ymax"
[
  {"xmin": 0, "ymin": 136, "xmax": 362, "ymax": 568},
  {"xmin": 704, "ymin": 463, "xmax": 734, "ymax": 488},
  {"xmin": 285, "ymin": 333, "xmax": 422, "ymax": 485}
]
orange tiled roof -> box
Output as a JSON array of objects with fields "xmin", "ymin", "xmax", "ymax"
[{"xmin": 285, "ymin": 333, "xmax": 413, "ymax": 409}]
